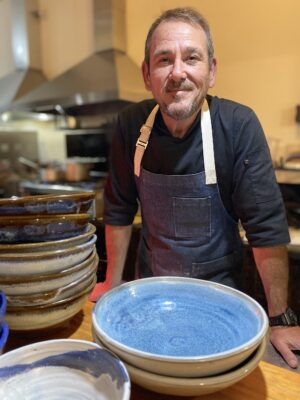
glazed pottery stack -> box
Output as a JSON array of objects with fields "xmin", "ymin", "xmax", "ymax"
[
  {"xmin": 0, "ymin": 339, "xmax": 131, "ymax": 400},
  {"xmin": 0, "ymin": 291, "xmax": 8, "ymax": 353},
  {"xmin": 0, "ymin": 193, "xmax": 98, "ymax": 331},
  {"xmin": 92, "ymin": 277, "xmax": 269, "ymax": 397}
]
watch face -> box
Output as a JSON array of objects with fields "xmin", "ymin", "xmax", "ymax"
[
  {"xmin": 269, "ymin": 308, "xmax": 298, "ymax": 327},
  {"xmin": 286, "ymin": 308, "xmax": 298, "ymax": 325}
]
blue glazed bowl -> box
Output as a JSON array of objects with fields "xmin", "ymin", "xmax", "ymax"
[
  {"xmin": 0, "ymin": 323, "xmax": 9, "ymax": 355},
  {"xmin": 0, "ymin": 339, "xmax": 130, "ymax": 399},
  {"xmin": 0, "ymin": 292, "xmax": 7, "ymax": 326},
  {"xmin": 92, "ymin": 277, "xmax": 269, "ymax": 378}
]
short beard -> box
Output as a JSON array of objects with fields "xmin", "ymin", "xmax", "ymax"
[{"xmin": 160, "ymin": 97, "xmax": 202, "ymax": 121}]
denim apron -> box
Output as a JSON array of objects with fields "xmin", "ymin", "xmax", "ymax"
[{"xmin": 134, "ymin": 99, "xmax": 243, "ymax": 289}]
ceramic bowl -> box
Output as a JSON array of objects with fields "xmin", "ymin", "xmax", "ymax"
[
  {"xmin": 0, "ymin": 323, "xmax": 9, "ymax": 355},
  {"xmin": 0, "ymin": 235, "xmax": 96, "ymax": 276},
  {"xmin": 92, "ymin": 277, "xmax": 269, "ymax": 378},
  {"xmin": 0, "ymin": 250, "xmax": 98, "ymax": 295},
  {"xmin": 93, "ymin": 332, "xmax": 267, "ymax": 397},
  {"xmin": 0, "ymin": 222, "xmax": 96, "ymax": 253},
  {"xmin": 0, "ymin": 292, "xmax": 7, "ymax": 326},
  {"xmin": 5, "ymin": 260, "xmax": 97, "ymax": 307},
  {"xmin": 120, "ymin": 336, "xmax": 266, "ymax": 397},
  {"xmin": 6, "ymin": 278, "xmax": 96, "ymax": 331},
  {"xmin": 0, "ymin": 192, "xmax": 95, "ymax": 216},
  {"xmin": 0, "ymin": 339, "xmax": 130, "ymax": 400},
  {"xmin": 0, "ymin": 213, "xmax": 91, "ymax": 243}
]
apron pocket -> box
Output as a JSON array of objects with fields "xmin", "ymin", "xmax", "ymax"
[
  {"xmin": 173, "ymin": 196, "xmax": 211, "ymax": 240},
  {"xmin": 192, "ymin": 252, "xmax": 239, "ymax": 280}
]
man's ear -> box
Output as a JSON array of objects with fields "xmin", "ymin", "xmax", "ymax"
[
  {"xmin": 208, "ymin": 58, "xmax": 217, "ymax": 88},
  {"xmin": 141, "ymin": 61, "xmax": 152, "ymax": 91}
]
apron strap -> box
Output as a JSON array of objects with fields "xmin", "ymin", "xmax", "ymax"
[
  {"xmin": 134, "ymin": 104, "xmax": 159, "ymax": 177},
  {"xmin": 201, "ymin": 99, "xmax": 217, "ymax": 184},
  {"xmin": 134, "ymin": 99, "xmax": 217, "ymax": 184}
]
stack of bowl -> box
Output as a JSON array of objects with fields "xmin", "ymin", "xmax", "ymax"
[
  {"xmin": 92, "ymin": 277, "xmax": 269, "ymax": 397},
  {"xmin": 0, "ymin": 192, "xmax": 98, "ymax": 331},
  {"xmin": 0, "ymin": 291, "xmax": 9, "ymax": 353}
]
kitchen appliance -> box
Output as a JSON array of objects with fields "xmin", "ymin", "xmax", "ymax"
[{"xmin": 7, "ymin": 0, "xmax": 150, "ymax": 114}]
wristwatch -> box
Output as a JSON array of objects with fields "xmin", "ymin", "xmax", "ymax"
[{"xmin": 269, "ymin": 307, "xmax": 298, "ymax": 327}]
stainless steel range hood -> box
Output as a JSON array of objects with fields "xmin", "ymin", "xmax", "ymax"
[
  {"xmin": 0, "ymin": 0, "xmax": 47, "ymax": 112},
  {"xmin": 10, "ymin": 0, "xmax": 149, "ymax": 113}
]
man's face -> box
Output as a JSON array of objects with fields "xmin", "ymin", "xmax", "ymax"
[{"xmin": 142, "ymin": 20, "xmax": 216, "ymax": 121}]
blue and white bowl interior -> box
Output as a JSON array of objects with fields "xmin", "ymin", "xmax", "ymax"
[
  {"xmin": 0, "ymin": 339, "xmax": 130, "ymax": 400},
  {"xmin": 93, "ymin": 277, "xmax": 268, "ymax": 360}
]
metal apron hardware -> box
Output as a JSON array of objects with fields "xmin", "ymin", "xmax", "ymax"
[{"xmin": 134, "ymin": 99, "xmax": 243, "ymax": 288}]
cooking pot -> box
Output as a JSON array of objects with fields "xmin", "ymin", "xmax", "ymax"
[
  {"xmin": 65, "ymin": 159, "xmax": 95, "ymax": 182},
  {"xmin": 18, "ymin": 157, "xmax": 65, "ymax": 183}
]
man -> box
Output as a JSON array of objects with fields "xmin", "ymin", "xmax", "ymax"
[{"xmin": 91, "ymin": 8, "xmax": 300, "ymax": 368}]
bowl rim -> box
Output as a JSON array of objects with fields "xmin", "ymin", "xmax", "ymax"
[
  {"xmin": 92, "ymin": 277, "xmax": 269, "ymax": 363},
  {"xmin": 7, "ymin": 276, "xmax": 97, "ymax": 311},
  {"xmin": 0, "ymin": 192, "xmax": 95, "ymax": 206},
  {"xmin": 0, "ymin": 338, "xmax": 131, "ymax": 399},
  {"xmin": 0, "ymin": 213, "xmax": 91, "ymax": 224},
  {"xmin": 0, "ymin": 250, "xmax": 98, "ymax": 283},
  {"xmin": 0, "ymin": 234, "xmax": 96, "ymax": 260},
  {"xmin": 96, "ymin": 333, "xmax": 267, "ymax": 386},
  {"xmin": 0, "ymin": 223, "xmax": 96, "ymax": 252},
  {"xmin": 123, "ymin": 335, "xmax": 267, "ymax": 390},
  {"xmin": 6, "ymin": 260, "xmax": 97, "ymax": 306}
]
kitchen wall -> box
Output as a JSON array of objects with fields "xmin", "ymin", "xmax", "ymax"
[{"xmin": 126, "ymin": 0, "xmax": 300, "ymax": 161}]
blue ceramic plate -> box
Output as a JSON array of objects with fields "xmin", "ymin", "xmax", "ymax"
[
  {"xmin": 0, "ymin": 339, "xmax": 130, "ymax": 400},
  {"xmin": 93, "ymin": 277, "xmax": 268, "ymax": 359}
]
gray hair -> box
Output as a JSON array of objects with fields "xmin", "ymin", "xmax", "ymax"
[{"xmin": 144, "ymin": 8, "xmax": 214, "ymax": 68}]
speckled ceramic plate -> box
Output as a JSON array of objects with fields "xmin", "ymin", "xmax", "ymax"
[
  {"xmin": 92, "ymin": 277, "xmax": 269, "ymax": 378},
  {"xmin": 0, "ymin": 340, "xmax": 130, "ymax": 399}
]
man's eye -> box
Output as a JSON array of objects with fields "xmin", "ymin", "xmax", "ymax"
[
  {"xmin": 159, "ymin": 57, "xmax": 170, "ymax": 64},
  {"xmin": 187, "ymin": 55, "xmax": 199, "ymax": 63}
]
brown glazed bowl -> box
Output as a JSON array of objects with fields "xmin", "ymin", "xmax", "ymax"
[
  {"xmin": 0, "ymin": 192, "xmax": 95, "ymax": 216},
  {"xmin": 0, "ymin": 214, "xmax": 91, "ymax": 243},
  {"xmin": 0, "ymin": 223, "xmax": 96, "ymax": 252}
]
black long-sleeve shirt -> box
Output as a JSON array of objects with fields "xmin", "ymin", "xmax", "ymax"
[{"xmin": 104, "ymin": 95, "xmax": 290, "ymax": 247}]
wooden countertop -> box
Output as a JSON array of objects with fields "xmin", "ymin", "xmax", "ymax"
[{"xmin": 5, "ymin": 301, "xmax": 300, "ymax": 400}]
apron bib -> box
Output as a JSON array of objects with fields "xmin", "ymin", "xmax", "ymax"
[{"xmin": 134, "ymin": 99, "xmax": 243, "ymax": 289}]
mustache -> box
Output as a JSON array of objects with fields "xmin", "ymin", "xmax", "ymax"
[{"xmin": 165, "ymin": 80, "xmax": 193, "ymax": 92}]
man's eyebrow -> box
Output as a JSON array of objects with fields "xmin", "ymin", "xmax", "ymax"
[{"xmin": 152, "ymin": 49, "xmax": 171, "ymax": 58}]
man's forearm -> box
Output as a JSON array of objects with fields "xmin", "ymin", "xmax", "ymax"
[
  {"xmin": 105, "ymin": 224, "xmax": 133, "ymax": 288},
  {"xmin": 252, "ymin": 245, "xmax": 289, "ymax": 316}
]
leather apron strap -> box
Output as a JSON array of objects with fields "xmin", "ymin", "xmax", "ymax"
[
  {"xmin": 134, "ymin": 104, "xmax": 159, "ymax": 177},
  {"xmin": 134, "ymin": 99, "xmax": 217, "ymax": 185}
]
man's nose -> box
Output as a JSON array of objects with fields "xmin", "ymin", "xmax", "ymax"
[{"xmin": 169, "ymin": 58, "xmax": 187, "ymax": 81}]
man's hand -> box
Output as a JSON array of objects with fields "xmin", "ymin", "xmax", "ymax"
[{"xmin": 270, "ymin": 326, "xmax": 300, "ymax": 368}]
